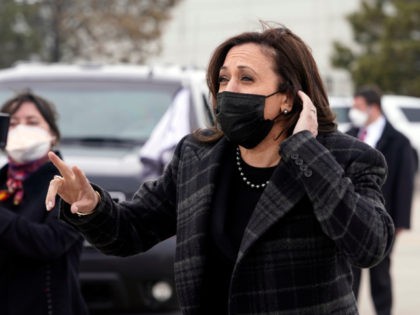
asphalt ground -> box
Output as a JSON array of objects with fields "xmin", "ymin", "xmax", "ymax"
[{"xmin": 358, "ymin": 175, "xmax": 420, "ymax": 315}]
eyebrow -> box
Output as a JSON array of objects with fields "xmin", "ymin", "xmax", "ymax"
[
  {"xmin": 11, "ymin": 114, "xmax": 40, "ymax": 120},
  {"xmin": 219, "ymin": 65, "xmax": 255, "ymax": 72}
]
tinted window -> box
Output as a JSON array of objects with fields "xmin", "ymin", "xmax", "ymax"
[
  {"xmin": 332, "ymin": 106, "xmax": 350, "ymax": 123},
  {"xmin": 0, "ymin": 79, "xmax": 181, "ymax": 143},
  {"xmin": 400, "ymin": 107, "xmax": 420, "ymax": 122}
]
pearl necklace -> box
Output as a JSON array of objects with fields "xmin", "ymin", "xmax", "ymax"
[{"xmin": 235, "ymin": 147, "xmax": 269, "ymax": 189}]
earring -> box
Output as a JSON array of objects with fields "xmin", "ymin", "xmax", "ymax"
[{"xmin": 282, "ymin": 109, "xmax": 289, "ymax": 115}]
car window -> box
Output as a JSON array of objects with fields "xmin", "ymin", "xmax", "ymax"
[
  {"xmin": 332, "ymin": 106, "xmax": 350, "ymax": 124},
  {"xmin": 0, "ymin": 79, "xmax": 182, "ymax": 143},
  {"xmin": 400, "ymin": 107, "xmax": 420, "ymax": 123}
]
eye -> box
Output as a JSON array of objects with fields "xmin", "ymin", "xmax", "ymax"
[
  {"xmin": 241, "ymin": 75, "xmax": 253, "ymax": 82},
  {"xmin": 218, "ymin": 76, "xmax": 228, "ymax": 84},
  {"xmin": 27, "ymin": 119, "xmax": 41, "ymax": 126},
  {"xmin": 9, "ymin": 118, "xmax": 19, "ymax": 127}
]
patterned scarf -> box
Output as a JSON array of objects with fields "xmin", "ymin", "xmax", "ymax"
[{"xmin": 0, "ymin": 155, "xmax": 49, "ymax": 205}]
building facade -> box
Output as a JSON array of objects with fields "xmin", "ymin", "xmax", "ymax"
[{"xmin": 152, "ymin": 0, "xmax": 362, "ymax": 96}]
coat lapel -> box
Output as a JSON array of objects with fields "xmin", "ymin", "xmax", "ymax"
[
  {"xmin": 174, "ymin": 137, "xmax": 228, "ymax": 312},
  {"xmin": 176, "ymin": 136, "xmax": 307, "ymax": 310},
  {"xmin": 236, "ymin": 161, "xmax": 306, "ymax": 262},
  {"xmin": 375, "ymin": 121, "xmax": 393, "ymax": 151}
]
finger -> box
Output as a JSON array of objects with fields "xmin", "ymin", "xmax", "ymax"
[
  {"xmin": 72, "ymin": 166, "xmax": 98, "ymax": 214},
  {"xmin": 70, "ymin": 199, "xmax": 95, "ymax": 214},
  {"xmin": 297, "ymin": 90, "xmax": 311, "ymax": 107},
  {"xmin": 70, "ymin": 203, "xmax": 80, "ymax": 214},
  {"xmin": 297, "ymin": 90, "xmax": 310, "ymax": 101},
  {"xmin": 45, "ymin": 176, "xmax": 63, "ymax": 211},
  {"xmin": 297, "ymin": 90, "xmax": 316, "ymax": 113},
  {"xmin": 69, "ymin": 191, "xmax": 97, "ymax": 214},
  {"xmin": 48, "ymin": 151, "xmax": 74, "ymax": 179},
  {"xmin": 72, "ymin": 166, "xmax": 94, "ymax": 191}
]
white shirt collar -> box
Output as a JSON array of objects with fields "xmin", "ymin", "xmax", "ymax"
[{"xmin": 363, "ymin": 115, "xmax": 386, "ymax": 148}]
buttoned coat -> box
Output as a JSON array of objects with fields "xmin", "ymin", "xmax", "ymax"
[{"xmin": 61, "ymin": 130, "xmax": 394, "ymax": 315}]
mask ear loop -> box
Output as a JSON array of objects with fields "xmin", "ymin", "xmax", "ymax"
[
  {"xmin": 273, "ymin": 81, "xmax": 301, "ymax": 140},
  {"xmin": 276, "ymin": 81, "xmax": 294, "ymax": 115}
]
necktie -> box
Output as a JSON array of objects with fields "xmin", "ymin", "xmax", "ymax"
[{"xmin": 358, "ymin": 128, "xmax": 367, "ymax": 141}]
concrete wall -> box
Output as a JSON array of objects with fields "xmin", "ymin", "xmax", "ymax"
[{"xmin": 151, "ymin": 0, "xmax": 362, "ymax": 96}]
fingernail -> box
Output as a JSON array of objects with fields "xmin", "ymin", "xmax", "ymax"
[{"xmin": 46, "ymin": 201, "xmax": 53, "ymax": 211}]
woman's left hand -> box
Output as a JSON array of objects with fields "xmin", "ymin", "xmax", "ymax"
[{"xmin": 293, "ymin": 90, "xmax": 318, "ymax": 137}]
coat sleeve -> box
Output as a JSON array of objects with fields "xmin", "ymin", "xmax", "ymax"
[
  {"xmin": 59, "ymin": 136, "xmax": 183, "ymax": 257},
  {"xmin": 280, "ymin": 131, "xmax": 395, "ymax": 268},
  {"xmin": 0, "ymin": 202, "xmax": 82, "ymax": 261}
]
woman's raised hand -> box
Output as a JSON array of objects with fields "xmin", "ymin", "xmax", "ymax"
[
  {"xmin": 293, "ymin": 90, "xmax": 318, "ymax": 137},
  {"xmin": 45, "ymin": 151, "xmax": 100, "ymax": 215}
]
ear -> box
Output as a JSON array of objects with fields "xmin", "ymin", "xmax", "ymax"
[
  {"xmin": 49, "ymin": 133, "xmax": 58, "ymax": 147},
  {"xmin": 281, "ymin": 93, "xmax": 294, "ymax": 112}
]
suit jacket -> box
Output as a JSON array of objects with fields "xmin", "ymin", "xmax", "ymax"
[
  {"xmin": 61, "ymin": 130, "xmax": 394, "ymax": 315},
  {"xmin": 347, "ymin": 120, "xmax": 416, "ymax": 229},
  {"xmin": 0, "ymin": 156, "xmax": 88, "ymax": 315}
]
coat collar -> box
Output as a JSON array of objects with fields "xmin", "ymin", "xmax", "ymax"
[
  {"xmin": 175, "ymin": 136, "xmax": 309, "ymax": 313},
  {"xmin": 348, "ymin": 120, "xmax": 395, "ymax": 151},
  {"xmin": 189, "ymin": 136, "xmax": 306, "ymax": 262}
]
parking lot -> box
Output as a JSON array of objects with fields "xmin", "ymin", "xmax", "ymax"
[{"xmin": 358, "ymin": 175, "xmax": 420, "ymax": 315}]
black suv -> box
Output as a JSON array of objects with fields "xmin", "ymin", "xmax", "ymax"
[{"xmin": 0, "ymin": 63, "xmax": 214, "ymax": 314}]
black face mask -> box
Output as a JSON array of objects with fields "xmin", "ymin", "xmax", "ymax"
[{"xmin": 216, "ymin": 91, "xmax": 279, "ymax": 148}]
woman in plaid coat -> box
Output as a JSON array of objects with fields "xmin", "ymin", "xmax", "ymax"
[{"xmin": 46, "ymin": 23, "xmax": 394, "ymax": 315}]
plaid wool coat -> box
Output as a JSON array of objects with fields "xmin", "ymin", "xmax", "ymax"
[{"xmin": 61, "ymin": 130, "xmax": 395, "ymax": 315}]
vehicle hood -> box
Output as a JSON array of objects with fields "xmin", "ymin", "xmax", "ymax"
[{"xmin": 58, "ymin": 143, "xmax": 143, "ymax": 177}]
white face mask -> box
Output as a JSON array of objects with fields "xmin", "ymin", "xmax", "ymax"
[
  {"xmin": 348, "ymin": 108, "xmax": 369, "ymax": 128},
  {"xmin": 5, "ymin": 124, "xmax": 54, "ymax": 164}
]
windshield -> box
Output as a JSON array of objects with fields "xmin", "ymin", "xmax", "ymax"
[{"xmin": 0, "ymin": 79, "xmax": 182, "ymax": 143}]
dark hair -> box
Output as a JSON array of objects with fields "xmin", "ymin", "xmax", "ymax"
[
  {"xmin": 196, "ymin": 22, "xmax": 336, "ymax": 142},
  {"xmin": 0, "ymin": 90, "xmax": 61, "ymax": 143},
  {"xmin": 354, "ymin": 86, "xmax": 382, "ymax": 109}
]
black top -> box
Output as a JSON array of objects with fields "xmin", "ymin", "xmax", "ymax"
[{"xmin": 202, "ymin": 144, "xmax": 276, "ymax": 314}]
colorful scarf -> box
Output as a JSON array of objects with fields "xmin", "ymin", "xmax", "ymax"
[{"xmin": 0, "ymin": 155, "xmax": 49, "ymax": 205}]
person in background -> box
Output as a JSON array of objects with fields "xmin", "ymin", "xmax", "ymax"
[
  {"xmin": 347, "ymin": 86, "xmax": 416, "ymax": 315},
  {"xmin": 45, "ymin": 24, "xmax": 394, "ymax": 315},
  {"xmin": 0, "ymin": 92, "xmax": 88, "ymax": 315}
]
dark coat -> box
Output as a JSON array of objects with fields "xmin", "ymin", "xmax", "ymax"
[
  {"xmin": 347, "ymin": 120, "xmax": 416, "ymax": 229},
  {"xmin": 0, "ymin": 157, "xmax": 88, "ymax": 315},
  {"xmin": 61, "ymin": 131, "xmax": 394, "ymax": 315}
]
